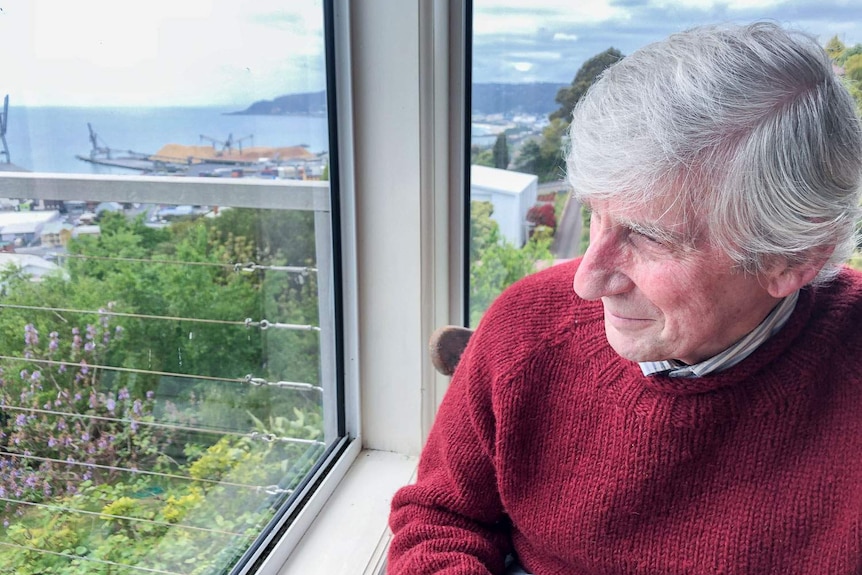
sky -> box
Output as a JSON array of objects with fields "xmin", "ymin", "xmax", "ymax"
[
  {"xmin": 0, "ymin": 0, "xmax": 326, "ymax": 107},
  {"xmin": 473, "ymin": 0, "xmax": 862, "ymax": 85},
  {"xmin": 1, "ymin": 0, "xmax": 861, "ymax": 107}
]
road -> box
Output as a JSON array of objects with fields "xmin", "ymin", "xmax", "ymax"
[{"xmin": 541, "ymin": 180, "xmax": 582, "ymax": 260}]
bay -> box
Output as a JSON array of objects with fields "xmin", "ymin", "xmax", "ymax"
[{"xmin": 3, "ymin": 106, "xmax": 329, "ymax": 175}]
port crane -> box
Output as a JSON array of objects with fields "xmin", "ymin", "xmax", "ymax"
[
  {"xmin": 0, "ymin": 95, "xmax": 10, "ymax": 164},
  {"xmin": 199, "ymin": 133, "xmax": 254, "ymax": 154},
  {"xmin": 86, "ymin": 122, "xmax": 114, "ymax": 159}
]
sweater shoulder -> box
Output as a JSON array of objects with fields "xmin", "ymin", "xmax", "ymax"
[
  {"xmin": 807, "ymin": 266, "xmax": 862, "ymax": 342},
  {"xmin": 469, "ymin": 259, "xmax": 601, "ymax": 370}
]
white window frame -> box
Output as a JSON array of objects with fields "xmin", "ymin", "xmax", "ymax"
[{"xmin": 259, "ymin": 1, "xmax": 468, "ymax": 574}]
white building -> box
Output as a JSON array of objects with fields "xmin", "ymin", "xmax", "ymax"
[
  {"xmin": 0, "ymin": 210, "xmax": 61, "ymax": 246},
  {"xmin": 0, "ymin": 253, "xmax": 66, "ymax": 282},
  {"xmin": 470, "ymin": 165, "xmax": 538, "ymax": 247}
]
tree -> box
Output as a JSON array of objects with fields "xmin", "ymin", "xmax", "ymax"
[
  {"xmin": 826, "ymin": 35, "xmax": 846, "ymax": 60},
  {"xmin": 526, "ymin": 203, "xmax": 556, "ymax": 231},
  {"xmin": 471, "ymin": 144, "xmax": 494, "ymax": 167},
  {"xmin": 845, "ymin": 53, "xmax": 862, "ymax": 83},
  {"xmin": 550, "ymin": 47, "xmax": 623, "ymax": 123},
  {"xmin": 469, "ymin": 201, "xmax": 552, "ymax": 325},
  {"xmin": 492, "ymin": 133, "xmax": 509, "ymax": 169},
  {"xmin": 513, "ymin": 119, "xmax": 570, "ymax": 183},
  {"xmin": 826, "ymin": 37, "xmax": 862, "ymax": 116}
]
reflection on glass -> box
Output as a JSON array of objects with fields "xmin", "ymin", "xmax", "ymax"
[{"xmin": 0, "ymin": 1, "xmax": 334, "ymax": 573}]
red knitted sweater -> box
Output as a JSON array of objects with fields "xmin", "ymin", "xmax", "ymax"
[{"xmin": 388, "ymin": 259, "xmax": 862, "ymax": 575}]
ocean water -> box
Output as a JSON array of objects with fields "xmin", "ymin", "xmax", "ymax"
[{"xmin": 2, "ymin": 106, "xmax": 330, "ymax": 175}]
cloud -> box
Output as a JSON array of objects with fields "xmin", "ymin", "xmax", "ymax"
[{"xmin": 473, "ymin": 0, "xmax": 862, "ymax": 84}]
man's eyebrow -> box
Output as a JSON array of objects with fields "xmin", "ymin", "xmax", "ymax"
[{"xmin": 617, "ymin": 216, "xmax": 689, "ymax": 246}]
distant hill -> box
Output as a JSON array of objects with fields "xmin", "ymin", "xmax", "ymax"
[
  {"xmin": 232, "ymin": 82, "xmax": 568, "ymax": 117},
  {"xmin": 230, "ymin": 91, "xmax": 327, "ymax": 116},
  {"xmin": 472, "ymin": 82, "xmax": 566, "ymax": 116}
]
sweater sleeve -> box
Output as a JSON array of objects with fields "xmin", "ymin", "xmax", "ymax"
[{"xmin": 387, "ymin": 325, "xmax": 512, "ymax": 575}]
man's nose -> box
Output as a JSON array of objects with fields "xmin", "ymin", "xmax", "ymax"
[{"xmin": 572, "ymin": 224, "xmax": 633, "ymax": 300}]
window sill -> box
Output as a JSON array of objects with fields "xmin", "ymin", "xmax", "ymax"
[{"xmin": 263, "ymin": 449, "xmax": 418, "ymax": 575}]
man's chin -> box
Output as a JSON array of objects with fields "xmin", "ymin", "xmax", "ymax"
[{"xmin": 604, "ymin": 328, "xmax": 656, "ymax": 363}]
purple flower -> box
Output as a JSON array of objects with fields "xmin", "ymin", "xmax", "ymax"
[
  {"xmin": 30, "ymin": 371, "xmax": 41, "ymax": 383},
  {"xmin": 79, "ymin": 360, "xmax": 89, "ymax": 375},
  {"xmin": 47, "ymin": 437, "xmax": 57, "ymax": 448},
  {"xmin": 18, "ymin": 370, "xmax": 27, "ymax": 380},
  {"xmin": 118, "ymin": 388, "xmax": 130, "ymax": 401},
  {"xmin": 49, "ymin": 331, "xmax": 59, "ymax": 352},
  {"xmin": 115, "ymin": 326, "xmax": 124, "ymax": 335},
  {"xmin": 106, "ymin": 398, "xmax": 116, "ymax": 412},
  {"xmin": 130, "ymin": 421, "xmax": 138, "ymax": 432},
  {"xmin": 74, "ymin": 392, "xmax": 82, "ymax": 402},
  {"xmin": 86, "ymin": 324, "xmax": 96, "ymax": 341},
  {"xmin": 84, "ymin": 342, "xmax": 95, "ymax": 353},
  {"xmin": 146, "ymin": 390, "xmax": 155, "ymax": 400},
  {"xmin": 24, "ymin": 324, "xmax": 38, "ymax": 347},
  {"xmin": 81, "ymin": 432, "xmax": 90, "ymax": 442},
  {"xmin": 132, "ymin": 399, "xmax": 142, "ymax": 415},
  {"xmin": 89, "ymin": 393, "xmax": 97, "ymax": 409},
  {"xmin": 14, "ymin": 414, "xmax": 25, "ymax": 427}
]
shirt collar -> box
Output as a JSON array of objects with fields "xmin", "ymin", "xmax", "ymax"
[{"xmin": 639, "ymin": 290, "xmax": 799, "ymax": 378}]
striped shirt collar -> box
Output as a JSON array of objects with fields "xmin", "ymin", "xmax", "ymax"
[{"xmin": 639, "ymin": 290, "xmax": 799, "ymax": 378}]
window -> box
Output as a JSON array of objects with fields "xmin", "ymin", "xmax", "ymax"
[
  {"xmin": 0, "ymin": 2, "xmax": 348, "ymax": 574},
  {"xmin": 468, "ymin": 0, "xmax": 862, "ymax": 324}
]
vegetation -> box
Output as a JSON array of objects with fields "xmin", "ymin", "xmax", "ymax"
[
  {"xmin": 0, "ymin": 207, "xmax": 325, "ymax": 574},
  {"xmin": 470, "ymin": 201, "xmax": 552, "ymax": 326},
  {"xmin": 826, "ymin": 35, "xmax": 862, "ymax": 115},
  {"xmin": 492, "ymin": 133, "xmax": 510, "ymax": 169}
]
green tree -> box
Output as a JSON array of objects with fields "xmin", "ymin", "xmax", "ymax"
[
  {"xmin": 471, "ymin": 144, "xmax": 494, "ymax": 167},
  {"xmin": 492, "ymin": 133, "xmax": 509, "ymax": 169},
  {"xmin": 550, "ymin": 47, "xmax": 623, "ymax": 123},
  {"xmin": 826, "ymin": 35, "xmax": 846, "ymax": 60},
  {"xmin": 469, "ymin": 201, "xmax": 552, "ymax": 325},
  {"xmin": 845, "ymin": 53, "xmax": 862, "ymax": 83},
  {"xmin": 514, "ymin": 119, "xmax": 570, "ymax": 182}
]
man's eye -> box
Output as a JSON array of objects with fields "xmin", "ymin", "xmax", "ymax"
[{"xmin": 630, "ymin": 228, "xmax": 662, "ymax": 245}]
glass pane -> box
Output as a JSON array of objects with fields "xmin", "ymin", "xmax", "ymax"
[
  {"xmin": 0, "ymin": 2, "xmax": 338, "ymax": 574},
  {"xmin": 469, "ymin": 1, "xmax": 862, "ymax": 325}
]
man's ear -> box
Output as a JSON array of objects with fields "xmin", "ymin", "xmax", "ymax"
[{"xmin": 763, "ymin": 247, "xmax": 834, "ymax": 298}]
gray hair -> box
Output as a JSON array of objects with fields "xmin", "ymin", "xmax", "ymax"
[{"xmin": 566, "ymin": 22, "xmax": 862, "ymax": 283}]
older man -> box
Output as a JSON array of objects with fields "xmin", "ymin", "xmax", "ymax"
[{"xmin": 388, "ymin": 22, "xmax": 862, "ymax": 575}]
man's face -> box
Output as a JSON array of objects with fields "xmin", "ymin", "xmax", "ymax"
[{"xmin": 572, "ymin": 198, "xmax": 782, "ymax": 365}]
